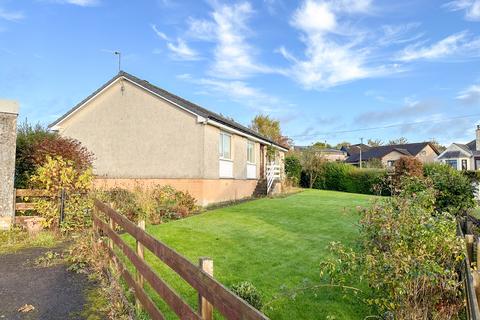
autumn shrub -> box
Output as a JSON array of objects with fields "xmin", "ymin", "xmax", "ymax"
[
  {"xmin": 15, "ymin": 120, "xmax": 94, "ymax": 188},
  {"xmin": 97, "ymin": 185, "xmax": 199, "ymax": 225},
  {"xmin": 29, "ymin": 156, "xmax": 93, "ymax": 230},
  {"xmin": 15, "ymin": 121, "xmax": 56, "ymax": 188},
  {"xmin": 424, "ymin": 163, "xmax": 475, "ymax": 215},
  {"xmin": 320, "ymin": 177, "xmax": 465, "ymax": 319}
]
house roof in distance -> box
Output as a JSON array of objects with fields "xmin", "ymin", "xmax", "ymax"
[
  {"xmin": 293, "ymin": 146, "xmax": 346, "ymax": 154},
  {"xmin": 341, "ymin": 144, "xmax": 371, "ymax": 156},
  {"xmin": 49, "ymin": 71, "xmax": 288, "ymax": 150},
  {"xmin": 346, "ymin": 142, "xmax": 439, "ymax": 163}
]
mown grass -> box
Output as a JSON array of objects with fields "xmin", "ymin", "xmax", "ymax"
[{"xmin": 123, "ymin": 189, "xmax": 375, "ymax": 319}]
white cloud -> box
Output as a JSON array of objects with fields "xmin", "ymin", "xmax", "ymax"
[
  {"xmin": 196, "ymin": 78, "xmax": 284, "ymax": 112},
  {"xmin": 396, "ymin": 31, "xmax": 480, "ymax": 61},
  {"xmin": 444, "ymin": 0, "xmax": 480, "ymax": 21},
  {"xmin": 280, "ymin": 0, "xmax": 392, "ymax": 89},
  {"xmin": 54, "ymin": 0, "xmax": 100, "ymax": 6},
  {"xmin": 150, "ymin": 24, "xmax": 199, "ymax": 60},
  {"xmin": 188, "ymin": 2, "xmax": 277, "ymax": 79},
  {"xmin": 167, "ymin": 38, "xmax": 200, "ymax": 60},
  {"xmin": 378, "ymin": 23, "xmax": 424, "ymax": 46},
  {"xmin": 0, "ymin": 8, "xmax": 24, "ymax": 21},
  {"xmin": 457, "ymin": 84, "xmax": 480, "ymax": 104},
  {"xmin": 151, "ymin": 24, "xmax": 169, "ymax": 41}
]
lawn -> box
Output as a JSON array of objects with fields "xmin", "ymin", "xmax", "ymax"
[{"xmin": 124, "ymin": 190, "xmax": 375, "ymax": 319}]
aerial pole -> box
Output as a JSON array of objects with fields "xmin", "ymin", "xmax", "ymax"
[{"xmin": 114, "ymin": 51, "xmax": 121, "ymax": 72}]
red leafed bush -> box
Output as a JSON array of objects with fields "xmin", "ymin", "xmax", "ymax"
[{"xmin": 31, "ymin": 136, "xmax": 94, "ymax": 170}]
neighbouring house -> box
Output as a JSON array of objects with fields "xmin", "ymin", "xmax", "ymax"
[
  {"xmin": 341, "ymin": 143, "xmax": 371, "ymax": 157},
  {"xmin": 345, "ymin": 142, "xmax": 439, "ymax": 168},
  {"xmin": 293, "ymin": 146, "xmax": 347, "ymax": 162},
  {"xmin": 49, "ymin": 71, "xmax": 288, "ymax": 206},
  {"xmin": 436, "ymin": 125, "xmax": 480, "ymax": 170}
]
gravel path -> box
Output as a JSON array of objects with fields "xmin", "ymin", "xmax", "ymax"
[{"xmin": 0, "ymin": 245, "xmax": 95, "ymax": 320}]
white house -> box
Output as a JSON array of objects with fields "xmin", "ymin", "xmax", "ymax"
[{"xmin": 437, "ymin": 125, "xmax": 480, "ymax": 170}]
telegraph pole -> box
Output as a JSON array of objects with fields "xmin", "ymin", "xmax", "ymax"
[{"xmin": 359, "ymin": 137, "xmax": 363, "ymax": 169}]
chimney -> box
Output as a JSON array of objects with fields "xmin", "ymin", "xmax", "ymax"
[{"xmin": 477, "ymin": 125, "xmax": 480, "ymax": 151}]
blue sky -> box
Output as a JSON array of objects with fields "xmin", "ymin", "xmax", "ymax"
[{"xmin": 1, "ymin": 0, "xmax": 480, "ymax": 146}]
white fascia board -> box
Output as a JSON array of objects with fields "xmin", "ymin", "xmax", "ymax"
[{"xmin": 207, "ymin": 119, "xmax": 288, "ymax": 152}]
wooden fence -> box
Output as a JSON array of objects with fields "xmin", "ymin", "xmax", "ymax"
[
  {"xmin": 92, "ymin": 199, "xmax": 269, "ymax": 320},
  {"xmin": 14, "ymin": 188, "xmax": 67, "ymax": 224},
  {"xmin": 458, "ymin": 218, "xmax": 480, "ymax": 320}
]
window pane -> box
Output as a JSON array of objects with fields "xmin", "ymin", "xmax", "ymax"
[
  {"xmin": 223, "ymin": 134, "xmax": 231, "ymax": 159},
  {"xmin": 219, "ymin": 134, "xmax": 223, "ymax": 157},
  {"xmin": 247, "ymin": 141, "xmax": 254, "ymax": 163}
]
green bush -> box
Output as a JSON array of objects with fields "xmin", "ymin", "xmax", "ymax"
[
  {"xmin": 97, "ymin": 188, "xmax": 142, "ymax": 222},
  {"xmin": 304, "ymin": 162, "xmax": 387, "ymax": 195},
  {"xmin": 284, "ymin": 155, "xmax": 302, "ymax": 186},
  {"xmin": 320, "ymin": 178, "xmax": 464, "ymax": 319},
  {"xmin": 230, "ymin": 281, "xmax": 263, "ymax": 310},
  {"xmin": 424, "ymin": 163, "xmax": 475, "ymax": 215}
]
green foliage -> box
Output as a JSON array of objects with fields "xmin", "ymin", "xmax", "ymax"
[
  {"xmin": 97, "ymin": 185, "xmax": 199, "ymax": 224},
  {"xmin": 305, "ymin": 162, "xmax": 388, "ymax": 195},
  {"xmin": 284, "ymin": 155, "xmax": 302, "ymax": 186},
  {"xmin": 363, "ymin": 158, "xmax": 383, "ymax": 169},
  {"xmin": 29, "ymin": 156, "xmax": 93, "ymax": 230},
  {"xmin": 424, "ymin": 163, "xmax": 475, "ymax": 215},
  {"xmin": 231, "ymin": 281, "xmax": 263, "ymax": 310},
  {"xmin": 299, "ymin": 146, "xmax": 327, "ymax": 188},
  {"xmin": 15, "ymin": 120, "xmax": 56, "ymax": 188},
  {"xmin": 320, "ymin": 179, "xmax": 465, "ymax": 319}
]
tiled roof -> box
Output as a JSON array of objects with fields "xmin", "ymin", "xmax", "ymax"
[{"xmin": 346, "ymin": 142, "xmax": 437, "ymax": 163}]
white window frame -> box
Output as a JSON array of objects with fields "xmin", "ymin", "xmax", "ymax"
[
  {"xmin": 219, "ymin": 132, "xmax": 232, "ymax": 160},
  {"xmin": 247, "ymin": 140, "xmax": 255, "ymax": 164}
]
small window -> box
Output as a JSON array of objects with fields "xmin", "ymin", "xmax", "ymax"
[
  {"xmin": 247, "ymin": 141, "xmax": 255, "ymax": 163},
  {"xmin": 387, "ymin": 160, "xmax": 395, "ymax": 167},
  {"xmin": 219, "ymin": 132, "xmax": 231, "ymax": 159},
  {"xmin": 462, "ymin": 159, "xmax": 468, "ymax": 170}
]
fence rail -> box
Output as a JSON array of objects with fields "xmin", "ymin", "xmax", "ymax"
[
  {"xmin": 93, "ymin": 199, "xmax": 269, "ymax": 320},
  {"xmin": 458, "ymin": 218, "xmax": 480, "ymax": 320},
  {"xmin": 14, "ymin": 189, "xmax": 52, "ymax": 211}
]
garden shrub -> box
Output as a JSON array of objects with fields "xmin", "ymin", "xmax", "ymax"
[
  {"xmin": 424, "ymin": 163, "xmax": 475, "ymax": 215},
  {"xmin": 284, "ymin": 155, "xmax": 302, "ymax": 186},
  {"xmin": 29, "ymin": 155, "xmax": 93, "ymax": 230},
  {"xmin": 98, "ymin": 185, "xmax": 199, "ymax": 225},
  {"xmin": 96, "ymin": 188, "xmax": 143, "ymax": 222},
  {"xmin": 230, "ymin": 281, "xmax": 263, "ymax": 310},
  {"xmin": 304, "ymin": 162, "xmax": 388, "ymax": 195},
  {"xmin": 15, "ymin": 120, "xmax": 93, "ymax": 188},
  {"xmin": 320, "ymin": 178, "xmax": 465, "ymax": 319},
  {"xmin": 393, "ymin": 156, "xmax": 423, "ymax": 180}
]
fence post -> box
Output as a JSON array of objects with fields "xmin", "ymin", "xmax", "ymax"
[
  {"xmin": 58, "ymin": 188, "xmax": 66, "ymax": 227},
  {"xmin": 198, "ymin": 257, "xmax": 213, "ymax": 320},
  {"xmin": 467, "ymin": 235, "xmax": 475, "ymax": 262},
  {"xmin": 136, "ymin": 219, "xmax": 146, "ymax": 312}
]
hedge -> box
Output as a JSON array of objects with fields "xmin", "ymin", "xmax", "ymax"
[{"xmin": 302, "ymin": 162, "xmax": 387, "ymax": 195}]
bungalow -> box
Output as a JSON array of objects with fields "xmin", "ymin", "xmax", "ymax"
[
  {"xmin": 49, "ymin": 71, "xmax": 288, "ymax": 206},
  {"xmin": 345, "ymin": 142, "xmax": 439, "ymax": 167},
  {"xmin": 436, "ymin": 125, "xmax": 480, "ymax": 170}
]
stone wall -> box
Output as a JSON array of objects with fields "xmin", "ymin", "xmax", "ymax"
[{"xmin": 0, "ymin": 100, "xmax": 18, "ymax": 230}]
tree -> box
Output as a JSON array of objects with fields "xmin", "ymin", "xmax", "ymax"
[
  {"xmin": 250, "ymin": 114, "xmax": 291, "ymax": 156},
  {"xmin": 335, "ymin": 141, "xmax": 351, "ymax": 149},
  {"xmin": 430, "ymin": 139, "xmax": 446, "ymax": 153},
  {"xmin": 312, "ymin": 141, "xmax": 332, "ymax": 149},
  {"xmin": 367, "ymin": 139, "xmax": 383, "ymax": 147},
  {"xmin": 299, "ymin": 146, "xmax": 326, "ymax": 188},
  {"xmin": 388, "ymin": 137, "xmax": 408, "ymax": 145}
]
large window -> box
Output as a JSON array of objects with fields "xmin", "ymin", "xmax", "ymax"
[
  {"xmin": 445, "ymin": 159, "xmax": 457, "ymax": 169},
  {"xmin": 247, "ymin": 141, "xmax": 255, "ymax": 163},
  {"xmin": 219, "ymin": 132, "xmax": 231, "ymax": 159}
]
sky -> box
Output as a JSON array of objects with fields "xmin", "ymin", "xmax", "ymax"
[{"xmin": 1, "ymin": 0, "xmax": 480, "ymax": 147}]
